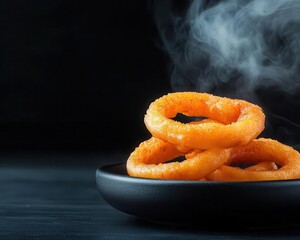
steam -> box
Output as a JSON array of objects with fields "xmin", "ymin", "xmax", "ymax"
[
  {"xmin": 153, "ymin": 0, "xmax": 300, "ymax": 146},
  {"xmin": 153, "ymin": 0, "xmax": 300, "ymax": 97}
]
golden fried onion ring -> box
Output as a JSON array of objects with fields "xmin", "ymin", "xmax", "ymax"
[
  {"xmin": 207, "ymin": 138, "xmax": 300, "ymax": 181},
  {"xmin": 126, "ymin": 137, "xmax": 230, "ymax": 180},
  {"xmin": 144, "ymin": 92, "xmax": 265, "ymax": 150}
]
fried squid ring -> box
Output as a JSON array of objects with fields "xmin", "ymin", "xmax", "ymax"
[
  {"xmin": 126, "ymin": 137, "xmax": 230, "ymax": 180},
  {"xmin": 207, "ymin": 138, "xmax": 300, "ymax": 181},
  {"xmin": 144, "ymin": 92, "xmax": 265, "ymax": 150}
]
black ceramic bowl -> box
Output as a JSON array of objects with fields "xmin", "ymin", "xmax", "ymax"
[{"xmin": 96, "ymin": 163, "xmax": 300, "ymax": 229}]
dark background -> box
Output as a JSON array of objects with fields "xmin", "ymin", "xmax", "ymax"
[
  {"xmin": 0, "ymin": 0, "xmax": 300, "ymax": 154},
  {"xmin": 0, "ymin": 0, "xmax": 172, "ymax": 153},
  {"xmin": 2, "ymin": 2, "xmax": 300, "ymax": 238}
]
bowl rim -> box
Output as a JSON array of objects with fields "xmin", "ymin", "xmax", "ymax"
[{"xmin": 96, "ymin": 162, "xmax": 300, "ymax": 186}]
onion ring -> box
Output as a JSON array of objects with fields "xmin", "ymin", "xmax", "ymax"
[
  {"xmin": 126, "ymin": 137, "xmax": 230, "ymax": 180},
  {"xmin": 207, "ymin": 138, "xmax": 300, "ymax": 181},
  {"xmin": 144, "ymin": 92, "xmax": 265, "ymax": 150}
]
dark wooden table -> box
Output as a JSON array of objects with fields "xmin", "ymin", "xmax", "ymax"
[{"xmin": 0, "ymin": 152, "xmax": 299, "ymax": 239}]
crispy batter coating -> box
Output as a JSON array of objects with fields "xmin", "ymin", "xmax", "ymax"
[
  {"xmin": 144, "ymin": 92, "xmax": 265, "ymax": 150},
  {"xmin": 245, "ymin": 162, "xmax": 278, "ymax": 171},
  {"xmin": 207, "ymin": 138, "xmax": 300, "ymax": 181},
  {"xmin": 126, "ymin": 137, "xmax": 230, "ymax": 180}
]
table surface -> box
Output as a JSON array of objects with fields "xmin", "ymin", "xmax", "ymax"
[{"xmin": 1, "ymin": 152, "xmax": 300, "ymax": 240}]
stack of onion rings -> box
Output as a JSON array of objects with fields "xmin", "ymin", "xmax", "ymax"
[{"xmin": 126, "ymin": 92, "xmax": 300, "ymax": 181}]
